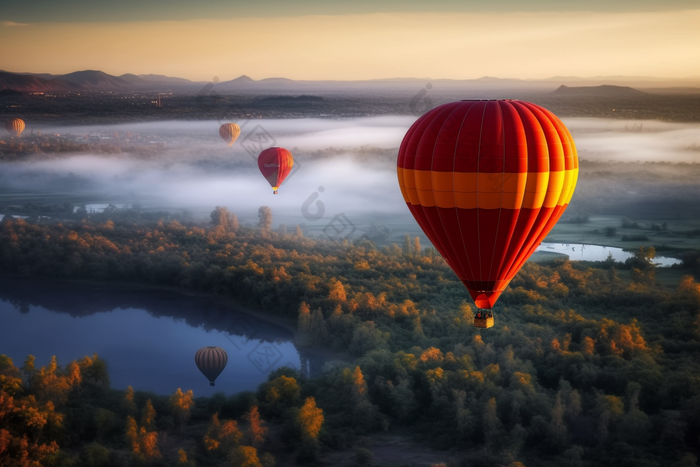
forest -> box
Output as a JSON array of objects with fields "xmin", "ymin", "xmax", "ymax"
[{"xmin": 1, "ymin": 206, "xmax": 700, "ymax": 467}]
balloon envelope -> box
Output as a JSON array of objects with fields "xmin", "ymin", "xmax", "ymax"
[
  {"xmin": 397, "ymin": 100, "xmax": 578, "ymax": 309},
  {"xmin": 5, "ymin": 118, "xmax": 25, "ymax": 137},
  {"xmin": 195, "ymin": 346, "xmax": 228, "ymax": 386},
  {"xmin": 219, "ymin": 123, "xmax": 241, "ymax": 146},
  {"xmin": 258, "ymin": 147, "xmax": 294, "ymax": 194}
]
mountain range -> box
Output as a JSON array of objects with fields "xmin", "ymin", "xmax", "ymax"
[{"xmin": 0, "ymin": 69, "xmax": 698, "ymax": 94}]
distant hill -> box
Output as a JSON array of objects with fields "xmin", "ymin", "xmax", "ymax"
[
  {"xmin": 59, "ymin": 70, "xmax": 133, "ymax": 90},
  {"xmin": 136, "ymin": 74, "xmax": 198, "ymax": 85},
  {"xmin": 0, "ymin": 71, "xmax": 79, "ymax": 92},
  {"xmin": 1, "ymin": 69, "xmax": 697, "ymax": 95},
  {"xmin": 118, "ymin": 73, "xmax": 150, "ymax": 85},
  {"xmin": 552, "ymin": 84, "xmax": 647, "ymax": 97}
]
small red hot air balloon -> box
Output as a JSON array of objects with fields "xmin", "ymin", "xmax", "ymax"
[
  {"xmin": 195, "ymin": 346, "xmax": 228, "ymax": 386},
  {"xmin": 258, "ymin": 147, "xmax": 294, "ymax": 194},
  {"xmin": 397, "ymin": 100, "xmax": 578, "ymax": 328}
]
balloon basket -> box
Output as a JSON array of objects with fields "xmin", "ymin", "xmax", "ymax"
[{"xmin": 474, "ymin": 315, "xmax": 494, "ymax": 329}]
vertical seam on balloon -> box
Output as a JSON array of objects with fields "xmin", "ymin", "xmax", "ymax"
[
  {"xmin": 506, "ymin": 103, "xmax": 559, "ymax": 279},
  {"xmin": 445, "ymin": 101, "xmax": 479, "ymax": 284},
  {"xmin": 487, "ymin": 101, "xmax": 505, "ymax": 285},
  {"xmin": 475, "ymin": 101, "xmax": 488, "ymax": 285},
  {"xmin": 502, "ymin": 102, "xmax": 546, "ymax": 282},
  {"xmin": 428, "ymin": 103, "xmax": 472, "ymax": 281},
  {"xmin": 495, "ymin": 101, "xmax": 525, "ymax": 284}
]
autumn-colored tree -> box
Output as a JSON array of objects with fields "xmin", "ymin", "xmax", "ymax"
[
  {"xmin": 230, "ymin": 445, "xmax": 262, "ymax": 467},
  {"xmin": 328, "ymin": 279, "xmax": 347, "ymax": 303},
  {"xmin": 244, "ymin": 406, "xmax": 268, "ymax": 448},
  {"xmin": 125, "ymin": 416, "xmax": 140, "ymax": 454},
  {"xmin": 140, "ymin": 399, "xmax": 157, "ymax": 432},
  {"xmin": 177, "ymin": 448, "xmax": 190, "ymax": 465},
  {"xmin": 351, "ymin": 366, "xmax": 368, "ymax": 404},
  {"xmin": 297, "ymin": 397, "xmax": 324, "ymax": 443},
  {"xmin": 204, "ymin": 413, "xmax": 222, "ymax": 452},
  {"xmin": 123, "ymin": 385, "xmax": 138, "ymax": 417},
  {"xmin": 260, "ymin": 375, "xmax": 301, "ymax": 418},
  {"xmin": 413, "ymin": 236, "xmax": 421, "ymax": 257},
  {"xmin": 139, "ymin": 427, "xmax": 161, "ymax": 463},
  {"xmin": 210, "ymin": 206, "xmax": 239, "ymax": 233},
  {"xmin": 0, "ymin": 363, "xmax": 61, "ymax": 467},
  {"xmin": 170, "ymin": 388, "xmax": 195, "ymax": 431},
  {"xmin": 33, "ymin": 355, "xmax": 76, "ymax": 405},
  {"xmin": 126, "ymin": 411, "xmax": 161, "ymax": 463}
]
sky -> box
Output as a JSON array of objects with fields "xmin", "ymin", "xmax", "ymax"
[{"xmin": 1, "ymin": 0, "xmax": 699, "ymax": 81}]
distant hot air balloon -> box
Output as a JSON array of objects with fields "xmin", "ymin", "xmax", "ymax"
[
  {"xmin": 219, "ymin": 123, "xmax": 241, "ymax": 146},
  {"xmin": 258, "ymin": 147, "xmax": 294, "ymax": 194},
  {"xmin": 195, "ymin": 346, "xmax": 228, "ymax": 386},
  {"xmin": 5, "ymin": 118, "xmax": 25, "ymax": 137},
  {"xmin": 397, "ymin": 100, "xmax": 578, "ymax": 328}
]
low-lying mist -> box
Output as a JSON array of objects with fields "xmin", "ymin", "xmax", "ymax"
[{"xmin": 2, "ymin": 116, "xmax": 700, "ymax": 230}]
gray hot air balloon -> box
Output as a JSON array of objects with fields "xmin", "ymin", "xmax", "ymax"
[{"xmin": 195, "ymin": 346, "xmax": 228, "ymax": 386}]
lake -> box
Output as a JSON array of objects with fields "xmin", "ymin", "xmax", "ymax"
[
  {"xmin": 536, "ymin": 242, "xmax": 681, "ymax": 267},
  {"xmin": 0, "ymin": 276, "xmax": 325, "ymax": 396}
]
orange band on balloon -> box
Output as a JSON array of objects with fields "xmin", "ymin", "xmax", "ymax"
[{"xmin": 398, "ymin": 167, "xmax": 575, "ymax": 210}]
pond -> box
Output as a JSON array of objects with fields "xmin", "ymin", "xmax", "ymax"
[
  {"xmin": 0, "ymin": 276, "xmax": 326, "ymax": 396},
  {"xmin": 536, "ymin": 242, "xmax": 681, "ymax": 267}
]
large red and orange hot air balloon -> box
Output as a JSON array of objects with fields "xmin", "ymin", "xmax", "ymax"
[
  {"xmin": 397, "ymin": 100, "xmax": 578, "ymax": 326},
  {"xmin": 258, "ymin": 147, "xmax": 294, "ymax": 194},
  {"xmin": 5, "ymin": 118, "xmax": 25, "ymax": 137},
  {"xmin": 219, "ymin": 123, "xmax": 240, "ymax": 146}
]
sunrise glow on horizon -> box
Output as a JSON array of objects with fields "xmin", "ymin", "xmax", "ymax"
[{"xmin": 2, "ymin": 8, "xmax": 699, "ymax": 81}]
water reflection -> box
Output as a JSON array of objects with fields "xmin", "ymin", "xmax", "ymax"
[
  {"xmin": 536, "ymin": 242, "xmax": 681, "ymax": 267},
  {"xmin": 0, "ymin": 276, "xmax": 325, "ymax": 396}
]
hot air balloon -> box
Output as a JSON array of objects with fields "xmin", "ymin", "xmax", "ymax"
[
  {"xmin": 5, "ymin": 118, "xmax": 25, "ymax": 137},
  {"xmin": 258, "ymin": 147, "xmax": 294, "ymax": 194},
  {"xmin": 219, "ymin": 123, "xmax": 241, "ymax": 146},
  {"xmin": 195, "ymin": 346, "xmax": 228, "ymax": 386},
  {"xmin": 397, "ymin": 100, "xmax": 578, "ymax": 328}
]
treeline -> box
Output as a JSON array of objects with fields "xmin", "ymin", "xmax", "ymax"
[
  {"xmin": 1, "ymin": 208, "xmax": 700, "ymax": 466},
  {"xmin": 0, "ymin": 353, "xmax": 325, "ymax": 466},
  {"xmin": 0, "ymin": 136, "xmax": 167, "ymax": 160}
]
